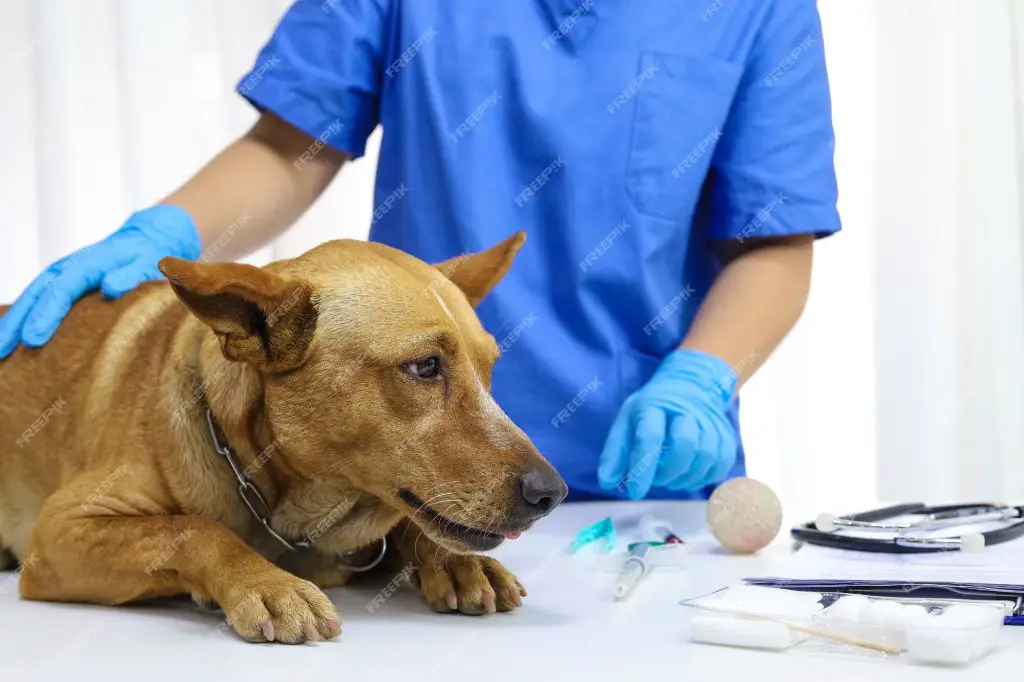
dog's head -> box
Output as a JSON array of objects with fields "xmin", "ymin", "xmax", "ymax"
[{"xmin": 159, "ymin": 233, "xmax": 567, "ymax": 553}]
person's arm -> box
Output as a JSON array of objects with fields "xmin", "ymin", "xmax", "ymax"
[
  {"xmin": 161, "ymin": 112, "xmax": 348, "ymax": 261},
  {"xmin": 680, "ymin": 234, "xmax": 814, "ymax": 388},
  {"xmin": 598, "ymin": 0, "xmax": 840, "ymax": 498}
]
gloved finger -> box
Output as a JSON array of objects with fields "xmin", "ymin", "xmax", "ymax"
[
  {"xmin": 666, "ymin": 420, "xmax": 723, "ymax": 491},
  {"xmin": 624, "ymin": 407, "xmax": 666, "ymax": 500},
  {"xmin": 101, "ymin": 257, "xmax": 164, "ymax": 298},
  {"xmin": 653, "ymin": 414, "xmax": 699, "ymax": 487},
  {"xmin": 0, "ymin": 268, "xmax": 60, "ymax": 358},
  {"xmin": 22, "ymin": 246, "xmax": 131, "ymax": 346},
  {"xmin": 704, "ymin": 431, "xmax": 739, "ymax": 485},
  {"xmin": 597, "ymin": 403, "xmax": 635, "ymax": 490}
]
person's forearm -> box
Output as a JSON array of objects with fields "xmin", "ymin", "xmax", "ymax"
[
  {"xmin": 159, "ymin": 113, "xmax": 348, "ymax": 261},
  {"xmin": 680, "ymin": 234, "xmax": 814, "ymax": 388}
]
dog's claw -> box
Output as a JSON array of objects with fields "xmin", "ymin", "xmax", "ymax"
[
  {"xmin": 445, "ymin": 591, "xmax": 458, "ymax": 611},
  {"xmin": 482, "ymin": 589, "xmax": 496, "ymax": 614},
  {"xmin": 261, "ymin": 620, "xmax": 276, "ymax": 642},
  {"xmin": 323, "ymin": 618, "xmax": 342, "ymax": 638},
  {"xmin": 303, "ymin": 620, "xmax": 321, "ymax": 642}
]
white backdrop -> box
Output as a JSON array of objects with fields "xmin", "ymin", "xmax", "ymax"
[{"xmin": 1, "ymin": 0, "xmax": 1023, "ymax": 514}]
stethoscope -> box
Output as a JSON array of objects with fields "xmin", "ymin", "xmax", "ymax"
[{"xmin": 791, "ymin": 502, "xmax": 1024, "ymax": 553}]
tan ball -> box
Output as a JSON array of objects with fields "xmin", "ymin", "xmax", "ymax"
[{"xmin": 706, "ymin": 477, "xmax": 782, "ymax": 554}]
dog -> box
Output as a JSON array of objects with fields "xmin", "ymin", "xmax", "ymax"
[{"xmin": 0, "ymin": 232, "xmax": 567, "ymax": 643}]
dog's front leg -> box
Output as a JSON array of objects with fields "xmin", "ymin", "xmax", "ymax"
[
  {"xmin": 22, "ymin": 499, "xmax": 340, "ymax": 644},
  {"xmin": 388, "ymin": 519, "xmax": 526, "ymax": 615}
]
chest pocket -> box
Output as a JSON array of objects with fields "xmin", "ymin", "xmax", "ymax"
[{"xmin": 626, "ymin": 53, "xmax": 743, "ymax": 221}]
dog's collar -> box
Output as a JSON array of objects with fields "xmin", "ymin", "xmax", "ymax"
[{"xmin": 202, "ymin": 406, "xmax": 386, "ymax": 572}]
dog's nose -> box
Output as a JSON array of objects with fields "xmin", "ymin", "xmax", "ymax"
[{"xmin": 513, "ymin": 469, "xmax": 569, "ymax": 522}]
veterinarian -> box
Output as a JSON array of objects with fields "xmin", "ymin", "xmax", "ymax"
[{"xmin": 0, "ymin": 0, "xmax": 839, "ymax": 502}]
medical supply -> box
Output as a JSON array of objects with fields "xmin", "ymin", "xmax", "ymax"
[
  {"xmin": 682, "ymin": 585, "xmax": 1006, "ymax": 666},
  {"xmin": 706, "ymin": 477, "xmax": 783, "ymax": 554},
  {"xmin": 904, "ymin": 604, "xmax": 1004, "ymax": 665},
  {"xmin": 745, "ymin": 537, "xmax": 1024, "ymax": 622},
  {"xmin": 613, "ymin": 541, "xmax": 652, "ymax": 600},
  {"xmin": 690, "ymin": 613, "xmax": 797, "ymax": 650},
  {"xmin": 569, "ymin": 516, "xmax": 616, "ymax": 554},
  {"xmin": 640, "ymin": 514, "xmax": 684, "ymax": 544},
  {"xmin": 797, "ymin": 502, "xmax": 1024, "ymax": 553}
]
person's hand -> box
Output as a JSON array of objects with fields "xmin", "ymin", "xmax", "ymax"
[
  {"xmin": 598, "ymin": 349, "xmax": 739, "ymax": 499},
  {"xmin": 0, "ymin": 205, "xmax": 201, "ymax": 359}
]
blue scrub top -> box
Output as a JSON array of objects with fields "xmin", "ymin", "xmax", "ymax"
[{"xmin": 238, "ymin": 0, "xmax": 841, "ymax": 501}]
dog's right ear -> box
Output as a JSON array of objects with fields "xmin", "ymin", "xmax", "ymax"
[{"xmin": 158, "ymin": 257, "xmax": 317, "ymax": 372}]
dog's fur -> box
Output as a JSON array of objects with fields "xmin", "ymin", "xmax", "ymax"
[{"xmin": 0, "ymin": 233, "xmax": 567, "ymax": 643}]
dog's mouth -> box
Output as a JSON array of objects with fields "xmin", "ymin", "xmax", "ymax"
[{"xmin": 398, "ymin": 489, "xmax": 524, "ymax": 551}]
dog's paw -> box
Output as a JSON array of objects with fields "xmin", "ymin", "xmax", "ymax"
[
  {"xmin": 415, "ymin": 555, "xmax": 526, "ymax": 615},
  {"xmin": 220, "ymin": 571, "xmax": 342, "ymax": 644}
]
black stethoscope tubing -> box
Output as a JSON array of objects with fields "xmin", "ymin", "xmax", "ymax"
[{"xmin": 791, "ymin": 503, "xmax": 1024, "ymax": 553}]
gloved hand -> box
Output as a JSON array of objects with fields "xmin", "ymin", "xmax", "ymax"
[
  {"xmin": 598, "ymin": 348, "xmax": 739, "ymax": 500},
  {"xmin": 0, "ymin": 205, "xmax": 201, "ymax": 359}
]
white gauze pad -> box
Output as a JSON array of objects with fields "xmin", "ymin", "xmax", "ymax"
[{"xmin": 691, "ymin": 613, "xmax": 797, "ymax": 650}]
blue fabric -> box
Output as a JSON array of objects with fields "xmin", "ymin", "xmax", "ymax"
[
  {"xmin": 0, "ymin": 205, "xmax": 201, "ymax": 359},
  {"xmin": 237, "ymin": 0, "xmax": 841, "ymax": 501},
  {"xmin": 598, "ymin": 349, "xmax": 739, "ymax": 500}
]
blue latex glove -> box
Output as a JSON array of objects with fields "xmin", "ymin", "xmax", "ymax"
[
  {"xmin": 0, "ymin": 205, "xmax": 201, "ymax": 359},
  {"xmin": 598, "ymin": 349, "xmax": 739, "ymax": 500}
]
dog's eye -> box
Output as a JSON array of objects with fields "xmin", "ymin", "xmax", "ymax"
[{"xmin": 404, "ymin": 356, "xmax": 442, "ymax": 381}]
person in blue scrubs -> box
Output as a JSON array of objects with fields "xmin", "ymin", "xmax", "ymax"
[{"xmin": 0, "ymin": 0, "xmax": 839, "ymax": 502}]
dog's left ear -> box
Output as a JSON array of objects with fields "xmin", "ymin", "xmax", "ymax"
[
  {"xmin": 433, "ymin": 231, "xmax": 526, "ymax": 307},
  {"xmin": 158, "ymin": 257, "xmax": 317, "ymax": 372}
]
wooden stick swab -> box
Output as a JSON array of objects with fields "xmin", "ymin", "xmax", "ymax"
[{"xmin": 740, "ymin": 614, "xmax": 901, "ymax": 655}]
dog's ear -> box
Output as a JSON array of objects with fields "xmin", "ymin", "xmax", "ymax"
[
  {"xmin": 433, "ymin": 231, "xmax": 526, "ymax": 307},
  {"xmin": 158, "ymin": 257, "xmax": 317, "ymax": 372}
]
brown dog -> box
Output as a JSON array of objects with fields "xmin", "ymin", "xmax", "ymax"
[{"xmin": 0, "ymin": 232, "xmax": 567, "ymax": 643}]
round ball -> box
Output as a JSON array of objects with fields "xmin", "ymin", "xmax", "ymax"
[{"xmin": 706, "ymin": 477, "xmax": 783, "ymax": 554}]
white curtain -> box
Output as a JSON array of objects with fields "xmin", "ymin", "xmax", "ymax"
[
  {"xmin": 2, "ymin": 1, "xmax": 1022, "ymax": 512},
  {"xmin": 744, "ymin": 0, "xmax": 1024, "ymax": 516}
]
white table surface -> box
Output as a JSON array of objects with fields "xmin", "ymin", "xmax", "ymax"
[{"xmin": 0, "ymin": 500, "xmax": 1019, "ymax": 681}]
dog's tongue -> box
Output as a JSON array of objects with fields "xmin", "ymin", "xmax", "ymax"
[{"xmin": 504, "ymin": 531, "xmax": 522, "ymax": 540}]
